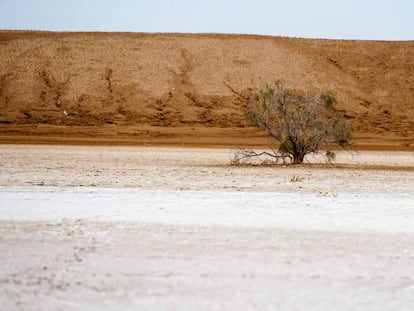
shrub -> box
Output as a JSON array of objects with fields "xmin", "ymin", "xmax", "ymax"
[{"xmin": 241, "ymin": 84, "xmax": 353, "ymax": 164}]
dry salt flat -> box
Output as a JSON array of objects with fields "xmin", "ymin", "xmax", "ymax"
[{"xmin": 0, "ymin": 145, "xmax": 414, "ymax": 310}]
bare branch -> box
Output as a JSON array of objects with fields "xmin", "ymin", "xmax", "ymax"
[{"xmin": 231, "ymin": 148, "xmax": 292, "ymax": 166}]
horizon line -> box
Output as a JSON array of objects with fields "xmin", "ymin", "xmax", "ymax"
[{"xmin": 1, "ymin": 28, "xmax": 413, "ymax": 43}]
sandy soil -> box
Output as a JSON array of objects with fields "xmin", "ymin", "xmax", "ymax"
[
  {"xmin": 1, "ymin": 145, "xmax": 414, "ymax": 310},
  {"xmin": 1, "ymin": 145, "xmax": 414, "ymax": 192},
  {"xmin": 1, "ymin": 221, "xmax": 413, "ymax": 311},
  {"xmin": 1, "ymin": 29, "xmax": 413, "ymax": 310},
  {"xmin": 1, "ymin": 31, "xmax": 414, "ymax": 148}
]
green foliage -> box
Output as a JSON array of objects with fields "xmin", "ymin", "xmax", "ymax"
[
  {"xmin": 321, "ymin": 90, "xmax": 337, "ymax": 111},
  {"xmin": 326, "ymin": 150, "xmax": 336, "ymax": 164},
  {"xmin": 247, "ymin": 84, "xmax": 353, "ymax": 164},
  {"xmin": 334, "ymin": 121, "xmax": 354, "ymax": 146}
]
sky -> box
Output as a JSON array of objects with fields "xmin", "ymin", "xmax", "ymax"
[{"xmin": 0, "ymin": 0, "xmax": 413, "ymax": 40}]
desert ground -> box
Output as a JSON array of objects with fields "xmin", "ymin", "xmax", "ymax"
[
  {"xmin": 1, "ymin": 30, "xmax": 414, "ymax": 310},
  {"xmin": 1, "ymin": 31, "xmax": 414, "ymax": 149},
  {"xmin": 0, "ymin": 145, "xmax": 414, "ymax": 310}
]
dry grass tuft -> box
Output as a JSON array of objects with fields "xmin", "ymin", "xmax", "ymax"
[{"xmin": 290, "ymin": 175, "xmax": 304, "ymax": 183}]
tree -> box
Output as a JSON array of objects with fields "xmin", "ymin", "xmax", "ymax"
[{"xmin": 237, "ymin": 84, "xmax": 353, "ymax": 165}]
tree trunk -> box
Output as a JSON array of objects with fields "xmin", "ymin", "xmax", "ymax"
[{"xmin": 292, "ymin": 152, "xmax": 305, "ymax": 164}]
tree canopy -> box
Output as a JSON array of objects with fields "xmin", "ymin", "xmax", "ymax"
[{"xmin": 244, "ymin": 84, "xmax": 353, "ymax": 164}]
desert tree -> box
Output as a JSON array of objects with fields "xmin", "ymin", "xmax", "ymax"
[{"xmin": 234, "ymin": 84, "xmax": 353, "ymax": 165}]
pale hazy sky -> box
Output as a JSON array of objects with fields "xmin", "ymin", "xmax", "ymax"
[{"xmin": 0, "ymin": 0, "xmax": 413, "ymax": 40}]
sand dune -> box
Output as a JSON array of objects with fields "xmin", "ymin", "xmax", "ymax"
[{"xmin": 0, "ymin": 31, "xmax": 413, "ymax": 148}]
